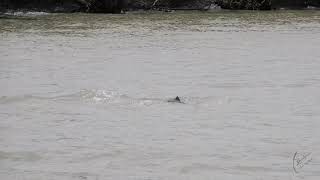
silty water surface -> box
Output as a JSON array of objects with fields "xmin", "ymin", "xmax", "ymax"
[{"xmin": 1, "ymin": 10, "xmax": 320, "ymax": 180}]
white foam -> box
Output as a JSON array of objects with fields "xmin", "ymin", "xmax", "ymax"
[{"xmin": 4, "ymin": 11, "xmax": 50, "ymax": 17}]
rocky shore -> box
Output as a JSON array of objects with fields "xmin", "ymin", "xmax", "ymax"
[{"xmin": 0, "ymin": 0, "xmax": 319, "ymax": 13}]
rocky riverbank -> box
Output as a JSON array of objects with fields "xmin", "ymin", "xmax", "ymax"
[{"xmin": 0, "ymin": 0, "xmax": 319, "ymax": 13}]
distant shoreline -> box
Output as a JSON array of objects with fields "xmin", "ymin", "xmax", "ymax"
[
  {"xmin": 1, "ymin": 8, "xmax": 319, "ymax": 16},
  {"xmin": 1, "ymin": 0, "xmax": 320, "ymax": 14},
  {"xmin": 1, "ymin": 4, "xmax": 320, "ymax": 15}
]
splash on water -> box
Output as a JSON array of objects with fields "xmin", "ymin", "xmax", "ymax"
[{"xmin": 4, "ymin": 11, "xmax": 50, "ymax": 17}]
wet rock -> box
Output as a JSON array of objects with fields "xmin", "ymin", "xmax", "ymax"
[
  {"xmin": 0, "ymin": 0, "xmax": 319, "ymax": 12},
  {"xmin": 86, "ymin": 0, "xmax": 128, "ymax": 13},
  {"xmin": 271, "ymin": 0, "xmax": 320, "ymax": 9},
  {"xmin": 53, "ymin": 2, "xmax": 83, "ymax": 13},
  {"xmin": 308, "ymin": 0, "xmax": 320, "ymax": 7},
  {"xmin": 0, "ymin": 0, "xmax": 128, "ymax": 13},
  {"xmin": 168, "ymin": 0, "xmax": 217, "ymax": 10},
  {"xmin": 271, "ymin": 0, "xmax": 305, "ymax": 9},
  {"xmin": 214, "ymin": 0, "xmax": 272, "ymax": 10},
  {"xmin": 207, "ymin": 3, "xmax": 222, "ymax": 10}
]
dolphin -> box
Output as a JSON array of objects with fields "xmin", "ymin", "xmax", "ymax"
[{"xmin": 167, "ymin": 96, "xmax": 183, "ymax": 103}]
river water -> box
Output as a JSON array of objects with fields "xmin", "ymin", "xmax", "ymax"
[{"xmin": 1, "ymin": 10, "xmax": 320, "ymax": 180}]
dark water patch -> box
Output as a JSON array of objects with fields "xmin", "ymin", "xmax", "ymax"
[
  {"xmin": 0, "ymin": 95, "xmax": 44, "ymax": 104},
  {"xmin": 0, "ymin": 151, "xmax": 41, "ymax": 162}
]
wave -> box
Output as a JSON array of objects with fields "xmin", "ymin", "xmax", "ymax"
[
  {"xmin": 71, "ymin": 89, "xmax": 217, "ymax": 106},
  {"xmin": 0, "ymin": 89, "xmax": 224, "ymax": 106},
  {"xmin": 66, "ymin": 89, "xmax": 178, "ymax": 106},
  {"xmin": 2, "ymin": 11, "xmax": 50, "ymax": 17}
]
